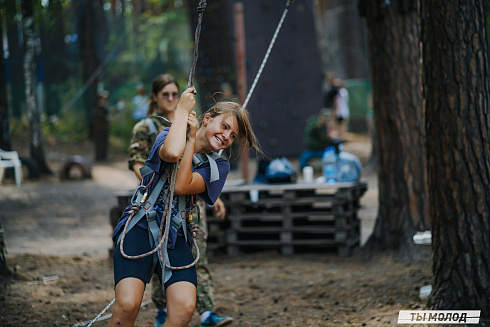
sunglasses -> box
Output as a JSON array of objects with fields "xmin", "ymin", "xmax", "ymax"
[{"xmin": 161, "ymin": 92, "xmax": 179, "ymax": 99}]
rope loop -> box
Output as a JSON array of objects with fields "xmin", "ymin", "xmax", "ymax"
[{"xmin": 197, "ymin": 0, "xmax": 207, "ymax": 13}]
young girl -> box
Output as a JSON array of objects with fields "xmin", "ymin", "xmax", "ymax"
[
  {"xmin": 109, "ymin": 87, "xmax": 259, "ymax": 327},
  {"xmin": 128, "ymin": 74, "xmax": 232, "ymax": 326}
]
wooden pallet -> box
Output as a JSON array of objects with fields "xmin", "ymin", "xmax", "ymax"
[{"xmin": 218, "ymin": 181, "xmax": 367, "ymax": 257}]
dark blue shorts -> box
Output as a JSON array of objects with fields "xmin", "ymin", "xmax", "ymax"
[{"xmin": 113, "ymin": 226, "xmax": 197, "ymax": 290}]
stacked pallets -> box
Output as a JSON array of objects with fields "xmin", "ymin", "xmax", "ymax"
[{"xmin": 216, "ymin": 181, "xmax": 367, "ymax": 256}]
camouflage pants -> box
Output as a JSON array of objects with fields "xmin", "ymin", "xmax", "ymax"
[{"xmin": 152, "ymin": 200, "xmax": 214, "ymax": 313}]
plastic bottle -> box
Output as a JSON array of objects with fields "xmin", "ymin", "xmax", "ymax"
[{"xmin": 322, "ymin": 146, "xmax": 338, "ymax": 183}]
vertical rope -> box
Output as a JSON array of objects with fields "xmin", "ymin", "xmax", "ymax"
[
  {"xmin": 242, "ymin": 0, "xmax": 292, "ymax": 109},
  {"xmin": 187, "ymin": 0, "xmax": 207, "ymax": 89}
]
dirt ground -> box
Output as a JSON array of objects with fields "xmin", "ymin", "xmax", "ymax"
[{"xmin": 0, "ymin": 139, "xmax": 433, "ymax": 327}]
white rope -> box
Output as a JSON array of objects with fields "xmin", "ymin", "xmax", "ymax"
[
  {"xmin": 242, "ymin": 0, "xmax": 293, "ymax": 109},
  {"xmin": 77, "ymin": 298, "xmax": 115, "ymax": 327},
  {"xmin": 72, "ymin": 299, "xmax": 153, "ymax": 327}
]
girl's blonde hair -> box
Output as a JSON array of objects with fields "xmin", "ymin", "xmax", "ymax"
[{"xmin": 201, "ymin": 101, "xmax": 261, "ymax": 153}]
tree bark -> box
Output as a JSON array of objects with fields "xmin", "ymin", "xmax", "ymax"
[
  {"xmin": 6, "ymin": 0, "xmax": 26, "ymax": 119},
  {"xmin": 0, "ymin": 16, "xmax": 12, "ymax": 151},
  {"xmin": 358, "ymin": 0, "xmax": 429, "ymax": 259},
  {"xmin": 22, "ymin": 0, "xmax": 51, "ymax": 175},
  {"xmin": 39, "ymin": 0, "xmax": 67, "ymax": 117},
  {"xmin": 77, "ymin": 0, "xmax": 101, "ymax": 137},
  {"xmin": 0, "ymin": 216, "xmax": 11, "ymax": 278},
  {"xmin": 421, "ymin": 0, "xmax": 490, "ymax": 318}
]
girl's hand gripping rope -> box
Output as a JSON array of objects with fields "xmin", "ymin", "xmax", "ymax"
[
  {"xmin": 176, "ymin": 87, "xmax": 197, "ymax": 115},
  {"xmin": 187, "ymin": 111, "xmax": 198, "ymax": 140}
]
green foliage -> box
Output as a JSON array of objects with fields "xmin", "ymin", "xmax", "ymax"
[{"xmin": 6, "ymin": 0, "xmax": 194, "ymax": 156}]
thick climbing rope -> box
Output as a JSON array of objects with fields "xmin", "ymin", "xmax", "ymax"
[
  {"xmin": 187, "ymin": 0, "xmax": 207, "ymax": 89},
  {"xmin": 242, "ymin": 0, "xmax": 293, "ymax": 109}
]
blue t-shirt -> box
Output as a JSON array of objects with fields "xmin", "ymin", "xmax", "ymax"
[{"xmin": 112, "ymin": 128, "xmax": 230, "ymax": 245}]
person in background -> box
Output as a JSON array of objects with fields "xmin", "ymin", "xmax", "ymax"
[
  {"xmin": 323, "ymin": 72, "xmax": 338, "ymax": 111},
  {"xmin": 128, "ymin": 74, "xmax": 233, "ymax": 327},
  {"xmin": 299, "ymin": 108, "xmax": 335, "ymax": 170},
  {"xmin": 94, "ymin": 90, "xmax": 110, "ymax": 162},
  {"xmin": 333, "ymin": 78, "xmax": 349, "ymax": 138},
  {"xmin": 132, "ymin": 83, "xmax": 150, "ymax": 121}
]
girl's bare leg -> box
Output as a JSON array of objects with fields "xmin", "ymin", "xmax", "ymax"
[
  {"xmin": 107, "ymin": 277, "xmax": 145, "ymax": 327},
  {"xmin": 164, "ymin": 281, "xmax": 197, "ymax": 327}
]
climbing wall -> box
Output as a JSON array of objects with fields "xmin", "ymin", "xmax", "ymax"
[
  {"xmin": 232, "ymin": 0, "xmax": 323, "ymax": 157},
  {"xmin": 190, "ymin": 0, "xmax": 323, "ymax": 158}
]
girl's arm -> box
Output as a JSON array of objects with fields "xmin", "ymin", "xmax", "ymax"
[
  {"xmin": 174, "ymin": 111, "xmax": 207, "ymax": 195},
  {"xmin": 159, "ymin": 88, "xmax": 196, "ymax": 162}
]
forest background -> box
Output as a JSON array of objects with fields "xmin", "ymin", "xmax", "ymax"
[{"xmin": 1, "ymin": 0, "xmax": 490, "ymax": 323}]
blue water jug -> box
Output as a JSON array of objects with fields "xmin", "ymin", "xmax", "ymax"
[{"xmin": 337, "ymin": 151, "xmax": 362, "ymax": 182}]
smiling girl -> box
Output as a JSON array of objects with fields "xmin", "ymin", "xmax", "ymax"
[{"xmin": 108, "ymin": 87, "xmax": 259, "ymax": 327}]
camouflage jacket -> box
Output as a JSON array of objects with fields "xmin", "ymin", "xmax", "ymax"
[{"xmin": 128, "ymin": 112, "xmax": 172, "ymax": 171}]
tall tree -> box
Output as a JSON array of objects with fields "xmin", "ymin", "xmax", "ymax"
[
  {"xmin": 357, "ymin": 0, "xmax": 429, "ymax": 259},
  {"xmin": 0, "ymin": 13, "xmax": 12, "ymax": 151},
  {"xmin": 0, "ymin": 216, "xmax": 11, "ymax": 277},
  {"xmin": 76, "ymin": 0, "xmax": 104, "ymax": 137},
  {"xmin": 21, "ymin": 0, "xmax": 51, "ymax": 175},
  {"xmin": 421, "ymin": 0, "xmax": 490, "ymax": 318},
  {"xmin": 5, "ymin": 0, "xmax": 26, "ymax": 118},
  {"xmin": 39, "ymin": 0, "xmax": 67, "ymax": 117}
]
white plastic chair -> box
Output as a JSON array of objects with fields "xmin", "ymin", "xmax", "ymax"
[{"xmin": 0, "ymin": 148, "xmax": 22, "ymax": 186}]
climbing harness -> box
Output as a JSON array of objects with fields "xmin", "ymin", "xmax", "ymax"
[
  {"xmin": 118, "ymin": 162, "xmax": 200, "ymax": 275},
  {"xmin": 242, "ymin": 0, "xmax": 293, "ymax": 109}
]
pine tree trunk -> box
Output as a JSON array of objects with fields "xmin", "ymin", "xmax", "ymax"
[
  {"xmin": 0, "ymin": 216, "xmax": 11, "ymax": 278},
  {"xmin": 0, "ymin": 18, "xmax": 12, "ymax": 151},
  {"xmin": 78, "ymin": 0, "xmax": 100, "ymax": 138},
  {"xmin": 6, "ymin": 1, "xmax": 26, "ymax": 119},
  {"xmin": 421, "ymin": 0, "xmax": 490, "ymax": 318},
  {"xmin": 22, "ymin": 0, "xmax": 51, "ymax": 175},
  {"xmin": 39, "ymin": 0, "xmax": 67, "ymax": 117},
  {"xmin": 358, "ymin": 0, "xmax": 429, "ymax": 259}
]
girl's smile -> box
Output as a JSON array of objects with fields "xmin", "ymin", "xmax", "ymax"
[{"xmin": 203, "ymin": 114, "xmax": 239, "ymax": 151}]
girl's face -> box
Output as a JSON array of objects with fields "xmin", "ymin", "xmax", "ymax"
[
  {"xmin": 154, "ymin": 83, "xmax": 179, "ymax": 115},
  {"xmin": 202, "ymin": 113, "xmax": 239, "ymax": 151}
]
